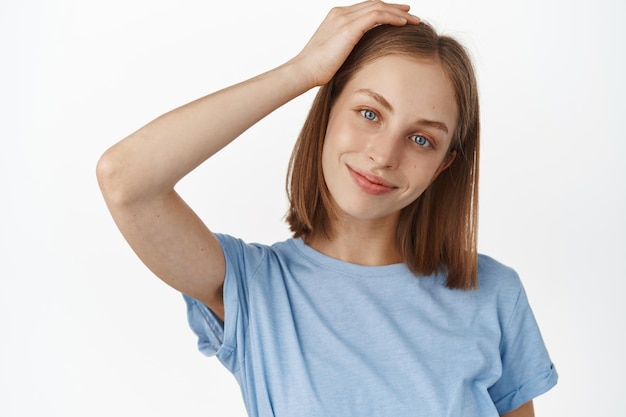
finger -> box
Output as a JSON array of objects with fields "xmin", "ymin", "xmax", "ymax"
[
  {"xmin": 345, "ymin": 4, "xmax": 420, "ymax": 29},
  {"xmin": 340, "ymin": 1, "xmax": 412, "ymax": 17},
  {"xmin": 345, "ymin": 1, "xmax": 420, "ymax": 26}
]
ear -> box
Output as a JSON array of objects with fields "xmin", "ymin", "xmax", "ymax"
[{"xmin": 431, "ymin": 150, "xmax": 456, "ymax": 182}]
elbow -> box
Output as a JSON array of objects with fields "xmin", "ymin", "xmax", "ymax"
[{"xmin": 96, "ymin": 147, "xmax": 134, "ymax": 207}]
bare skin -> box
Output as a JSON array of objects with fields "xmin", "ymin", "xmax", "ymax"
[
  {"xmin": 96, "ymin": 0, "xmax": 419, "ymax": 324},
  {"xmin": 502, "ymin": 401, "xmax": 535, "ymax": 417},
  {"xmin": 308, "ymin": 54, "xmax": 458, "ymax": 265},
  {"xmin": 96, "ymin": 2, "xmax": 535, "ymax": 415}
]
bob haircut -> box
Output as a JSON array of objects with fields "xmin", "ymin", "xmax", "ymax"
[{"xmin": 286, "ymin": 23, "xmax": 480, "ymax": 290}]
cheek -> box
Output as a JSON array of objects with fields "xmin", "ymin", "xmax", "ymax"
[
  {"xmin": 404, "ymin": 156, "xmax": 447, "ymax": 187},
  {"xmin": 406, "ymin": 158, "xmax": 438, "ymax": 176},
  {"xmin": 321, "ymin": 131, "xmax": 349, "ymax": 170},
  {"xmin": 325, "ymin": 112, "xmax": 364, "ymax": 149},
  {"xmin": 320, "ymin": 135, "xmax": 339, "ymax": 183}
]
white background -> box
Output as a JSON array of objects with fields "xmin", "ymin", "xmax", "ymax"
[{"xmin": 1, "ymin": 0, "xmax": 624, "ymax": 415}]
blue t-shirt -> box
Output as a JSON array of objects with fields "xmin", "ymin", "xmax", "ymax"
[{"xmin": 184, "ymin": 234, "xmax": 557, "ymax": 416}]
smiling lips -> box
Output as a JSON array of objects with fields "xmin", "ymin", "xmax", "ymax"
[{"xmin": 347, "ymin": 165, "xmax": 398, "ymax": 195}]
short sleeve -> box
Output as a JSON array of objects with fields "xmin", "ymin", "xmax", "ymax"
[
  {"xmin": 182, "ymin": 233, "xmax": 266, "ymax": 373},
  {"xmin": 488, "ymin": 283, "xmax": 558, "ymax": 414},
  {"xmin": 184, "ymin": 294, "xmax": 225, "ymax": 356}
]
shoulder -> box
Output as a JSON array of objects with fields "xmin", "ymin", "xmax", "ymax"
[
  {"xmin": 476, "ymin": 254, "xmax": 522, "ymax": 293},
  {"xmin": 474, "ymin": 254, "xmax": 547, "ymax": 340},
  {"xmin": 474, "ymin": 254, "xmax": 526, "ymax": 318}
]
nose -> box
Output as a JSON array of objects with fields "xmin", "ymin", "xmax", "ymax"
[{"xmin": 366, "ymin": 132, "xmax": 403, "ymax": 169}]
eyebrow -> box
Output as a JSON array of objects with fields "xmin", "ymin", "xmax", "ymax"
[
  {"xmin": 418, "ymin": 119, "xmax": 449, "ymax": 134},
  {"xmin": 354, "ymin": 88, "xmax": 449, "ymax": 134},
  {"xmin": 356, "ymin": 88, "xmax": 394, "ymax": 113}
]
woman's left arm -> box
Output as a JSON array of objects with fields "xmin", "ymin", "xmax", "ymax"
[{"xmin": 501, "ymin": 401, "xmax": 534, "ymax": 417}]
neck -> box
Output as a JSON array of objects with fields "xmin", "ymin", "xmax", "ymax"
[{"xmin": 307, "ymin": 215, "xmax": 401, "ymax": 266}]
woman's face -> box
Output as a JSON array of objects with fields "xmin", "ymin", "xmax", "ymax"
[{"xmin": 322, "ymin": 54, "xmax": 458, "ymax": 225}]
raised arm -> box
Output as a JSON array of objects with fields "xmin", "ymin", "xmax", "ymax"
[
  {"xmin": 96, "ymin": 1, "xmax": 419, "ymax": 320},
  {"xmin": 96, "ymin": 64, "xmax": 310, "ymax": 320}
]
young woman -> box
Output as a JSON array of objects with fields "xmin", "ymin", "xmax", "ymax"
[{"xmin": 97, "ymin": 1, "xmax": 557, "ymax": 416}]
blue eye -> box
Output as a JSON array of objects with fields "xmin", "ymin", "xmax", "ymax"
[
  {"xmin": 360, "ymin": 109, "xmax": 377, "ymax": 121},
  {"xmin": 410, "ymin": 135, "xmax": 431, "ymax": 147}
]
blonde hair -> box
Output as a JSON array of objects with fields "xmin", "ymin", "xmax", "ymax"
[{"xmin": 286, "ymin": 23, "xmax": 480, "ymax": 290}]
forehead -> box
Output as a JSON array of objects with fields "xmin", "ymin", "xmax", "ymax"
[{"xmin": 340, "ymin": 54, "xmax": 458, "ymax": 129}]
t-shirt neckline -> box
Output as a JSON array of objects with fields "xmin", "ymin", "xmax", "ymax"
[{"xmin": 289, "ymin": 238, "xmax": 411, "ymax": 277}]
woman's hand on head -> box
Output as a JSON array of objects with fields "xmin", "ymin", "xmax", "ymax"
[{"xmin": 292, "ymin": 0, "xmax": 420, "ymax": 88}]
